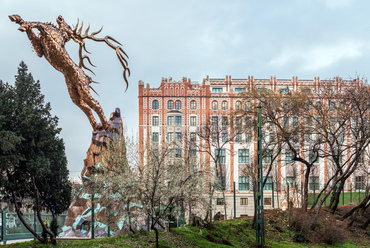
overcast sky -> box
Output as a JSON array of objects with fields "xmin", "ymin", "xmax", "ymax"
[{"xmin": 1, "ymin": 0, "xmax": 370, "ymax": 180}]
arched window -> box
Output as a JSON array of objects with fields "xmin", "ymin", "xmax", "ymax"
[
  {"xmin": 236, "ymin": 101, "xmax": 241, "ymax": 110},
  {"xmin": 212, "ymin": 101, "xmax": 218, "ymax": 110},
  {"xmin": 190, "ymin": 100, "xmax": 196, "ymax": 110},
  {"xmin": 329, "ymin": 102, "xmax": 335, "ymax": 111},
  {"xmin": 175, "ymin": 100, "xmax": 181, "ymax": 109},
  {"xmin": 168, "ymin": 100, "xmax": 174, "ymax": 110},
  {"xmin": 222, "ymin": 101, "xmax": 228, "ymax": 110},
  {"xmin": 153, "ymin": 100, "xmax": 158, "ymax": 110}
]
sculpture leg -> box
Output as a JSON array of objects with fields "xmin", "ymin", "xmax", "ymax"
[
  {"xmin": 77, "ymin": 81, "xmax": 108, "ymax": 130},
  {"xmin": 68, "ymin": 84, "xmax": 98, "ymax": 130}
]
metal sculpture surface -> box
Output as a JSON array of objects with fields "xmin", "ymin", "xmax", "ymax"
[{"xmin": 9, "ymin": 14, "xmax": 130, "ymax": 130}]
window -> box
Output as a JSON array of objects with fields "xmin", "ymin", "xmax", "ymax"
[
  {"xmin": 152, "ymin": 132, "xmax": 159, "ymax": 142},
  {"xmin": 292, "ymin": 117, "xmax": 298, "ymax": 126},
  {"xmin": 190, "ymin": 116, "xmax": 196, "ymax": 126},
  {"xmin": 236, "ymin": 116, "xmax": 242, "ymax": 126},
  {"xmin": 167, "ymin": 116, "xmax": 173, "ymax": 125},
  {"xmin": 212, "ymin": 116, "xmax": 218, "ymax": 126},
  {"xmin": 355, "ymin": 176, "xmax": 365, "ymax": 190},
  {"xmin": 212, "ymin": 133, "xmax": 218, "ymax": 142},
  {"xmin": 190, "ymin": 132, "xmax": 196, "ymax": 142},
  {"xmin": 263, "ymin": 177, "xmax": 273, "ymax": 190},
  {"xmin": 216, "ymin": 198, "xmax": 224, "ymax": 205},
  {"xmin": 333, "ymin": 150, "xmax": 342, "ymax": 164},
  {"xmin": 329, "ymin": 102, "xmax": 335, "ymax": 111},
  {"xmin": 316, "ymin": 101, "xmax": 321, "ymax": 109},
  {"xmin": 152, "ymin": 116, "xmax": 159, "ymax": 126},
  {"xmin": 175, "ymin": 132, "xmax": 182, "ymax": 141},
  {"xmin": 283, "ymin": 117, "xmax": 289, "ymax": 127},
  {"xmin": 280, "ymin": 88, "xmax": 289, "ymax": 95},
  {"xmin": 307, "ymin": 103, "xmax": 312, "ymax": 111},
  {"xmin": 175, "ymin": 116, "xmax": 182, "ymax": 125},
  {"xmin": 238, "ymin": 149, "xmax": 249, "ymax": 163},
  {"xmin": 216, "ymin": 177, "xmax": 225, "ymax": 190},
  {"xmin": 167, "ymin": 132, "xmax": 173, "ymax": 142},
  {"xmin": 306, "ymin": 133, "xmax": 312, "ymax": 142},
  {"xmin": 222, "ymin": 101, "xmax": 228, "ymax": 110},
  {"xmin": 246, "ymin": 132, "xmax": 252, "ymax": 142},
  {"xmin": 309, "ymin": 150, "xmax": 319, "ymax": 164},
  {"xmin": 235, "ymin": 88, "xmax": 245, "ymax": 93},
  {"xmin": 240, "ymin": 198, "xmax": 248, "ymax": 205},
  {"xmin": 339, "ymin": 134, "xmax": 344, "ymax": 143},
  {"xmin": 212, "ymin": 101, "xmax": 218, "ymax": 110},
  {"xmin": 212, "ymin": 88, "xmax": 222, "ymax": 93},
  {"xmin": 222, "ymin": 133, "xmax": 228, "ymax": 142},
  {"xmin": 222, "ymin": 116, "xmax": 228, "ymax": 126},
  {"xmin": 175, "ymin": 149, "xmax": 181, "ymax": 158},
  {"xmin": 152, "ymin": 100, "xmax": 158, "ymax": 109},
  {"xmin": 168, "ymin": 100, "xmax": 173, "ymax": 110},
  {"xmin": 235, "ymin": 134, "xmax": 242, "ymax": 142},
  {"xmin": 190, "ymin": 100, "xmax": 196, "ymax": 110},
  {"xmin": 309, "ymin": 176, "xmax": 319, "ymax": 191},
  {"xmin": 245, "ymin": 101, "xmax": 251, "ymax": 110},
  {"xmin": 239, "ymin": 177, "xmax": 249, "ymax": 190},
  {"xmin": 175, "ymin": 100, "xmax": 181, "ymax": 109},
  {"xmin": 236, "ymin": 101, "xmax": 241, "ymax": 110},
  {"xmin": 286, "ymin": 150, "xmax": 293, "ymax": 164},
  {"xmin": 263, "ymin": 149, "xmax": 272, "ymax": 163},
  {"xmin": 264, "ymin": 198, "xmax": 272, "ymax": 205},
  {"xmin": 215, "ymin": 149, "xmax": 226, "ymax": 163},
  {"xmin": 286, "ymin": 177, "xmax": 294, "ymax": 188},
  {"xmin": 190, "ymin": 149, "xmax": 197, "ymax": 157}
]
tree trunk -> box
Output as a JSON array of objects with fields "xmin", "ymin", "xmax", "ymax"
[
  {"xmin": 11, "ymin": 192, "xmax": 45, "ymax": 243},
  {"xmin": 302, "ymin": 166, "xmax": 311, "ymax": 211},
  {"xmin": 330, "ymin": 180, "xmax": 346, "ymax": 214},
  {"xmin": 154, "ymin": 228, "xmax": 159, "ymax": 248},
  {"xmin": 223, "ymin": 190, "xmax": 227, "ymax": 220}
]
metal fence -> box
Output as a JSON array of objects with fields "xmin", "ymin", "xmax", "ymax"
[{"xmin": 0, "ymin": 210, "xmax": 67, "ymax": 245}]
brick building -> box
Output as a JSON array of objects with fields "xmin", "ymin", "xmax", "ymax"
[{"xmin": 138, "ymin": 75, "xmax": 369, "ymax": 217}]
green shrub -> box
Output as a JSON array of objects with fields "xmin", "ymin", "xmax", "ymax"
[{"xmin": 292, "ymin": 233, "xmax": 307, "ymax": 243}]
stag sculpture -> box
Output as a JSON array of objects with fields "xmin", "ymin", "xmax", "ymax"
[{"xmin": 9, "ymin": 14, "xmax": 130, "ymax": 130}]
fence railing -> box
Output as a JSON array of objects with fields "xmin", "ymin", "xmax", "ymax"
[{"xmin": 0, "ymin": 210, "xmax": 67, "ymax": 245}]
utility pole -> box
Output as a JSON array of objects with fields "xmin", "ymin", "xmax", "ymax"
[{"xmin": 256, "ymin": 104, "xmax": 265, "ymax": 246}]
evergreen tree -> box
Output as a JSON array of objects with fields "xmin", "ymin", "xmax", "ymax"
[{"xmin": 0, "ymin": 61, "xmax": 72, "ymax": 244}]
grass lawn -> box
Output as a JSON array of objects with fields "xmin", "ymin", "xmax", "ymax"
[
  {"xmin": 3, "ymin": 208, "xmax": 370, "ymax": 248},
  {"xmin": 307, "ymin": 191, "xmax": 367, "ymax": 206}
]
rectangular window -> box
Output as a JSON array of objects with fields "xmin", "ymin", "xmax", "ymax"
[
  {"xmin": 235, "ymin": 88, "xmax": 245, "ymax": 93},
  {"xmin": 235, "ymin": 133, "xmax": 242, "ymax": 142},
  {"xmin": 355, "ymin": 176, "xmax": 365, "ymax": 190},
  {"xmin": 175, "ymin": 116, "xmax": 182, "ymax": 125},
  {"xmin": 190, "ymin": 132, "xmax": 196, "ymax": 142},
  {"xmin": 167, "ymin": 116, "xmax": 173, "ymax": 125},
  {"xmin": 309, "ymin": 176, "xmax": 319, "ymax": 191},
  {"xmin": 190, "ymin": 149, "xmax": 197, "ymax": 157},
  {"xmin": 239, "ymin": 177, "xmax": 249, "ymax": 190},
  {"xmin": 212, "ymin": 116, "xmax": 218, "ymax": 126},
  {"xmin": 286, "ymin": 177, "xmax": 295, "ymax": 188},
  {"xmin": 216, "ymin": 198, "xmax": 224, "ymax": 205},
  {"xmin": 175, "ymin": 132, "xmax": 182, "ymax": 141},
  {"xmin": 309, "ymin": 150, "xmax": 319, "ymax": 164},
  {"xmin": 246, "ymin": 132, "xmax": 252, "ymax": 142},
  {"xmin": 152, "ymin": 132, "xmax": 159, "ymax": 142},
  {"xmin": 215, "ymin": 149, "xmax": 226, "ymax": 164},
  {"xmin": 152, "ymin": 116, "xmax": 159, "ymax": 126},
  {"xmin": 216, "ymin": 177, "xmax": 225, "ymax": 190},
  {"xmin": 190, "ymin": 116, "xmax": 196, "ymax": 126},
  {"xmin": 286, "ymin": 150, "xmax": 293, "ymax": 164},
  {"xmin": 175, "ymin": 149, "xmax": 181, "ymax": 158},
  {"xmin": 280, "ymin": 88, "xmax": 289, "ymax": 95},
  {"xmin": 167, "ymin": 132, "xmax": 173, "ymax": 142},
  {"xmin": 222, "ymin": 116, "xmax": 228, "ymax": 126},
  {"xmin": 263, "ymin": 177, "xmax": 273, "ymax": 190},
  {"xmin": 283, "ymin": 117, "xmax": 289, "ymax": 127},
  {"xmin": 212, "ymin": 133, "xmax": 218, "ymax": 142},
  {"xmin": 236, "ymin": 116, "xmax": 242, "ymax": 126},
  {"xmin": 212, "ymin": 88, "xmax": 223, "ymax": 93},
  {"xmin": 264, "ymin": 198, "xmax": 272, "ymax": 205},
  {"xmin": 238, "ymin": 149, "xmax": 249, "ymax": 163},
  {"xmin": 263, "ymin": 149, "xmax": 272, "ymax": 164},
  {"xmin": 222, "ymin": 133, "xmax": 228, "ymax": 142},
  {"xmin": 240, "ymin": 198, "xmax": 248, "ymax": 205}
]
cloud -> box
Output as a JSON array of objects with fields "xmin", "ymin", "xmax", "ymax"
[{"xmin": 269, "ymin": 40, "xmax": 365, "ymax": 71}]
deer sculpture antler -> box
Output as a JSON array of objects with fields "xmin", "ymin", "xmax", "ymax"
[{"xmin": 72, "ymin": 20, "xmax": 130, "ymax": 91}]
